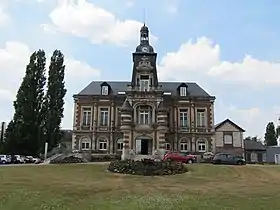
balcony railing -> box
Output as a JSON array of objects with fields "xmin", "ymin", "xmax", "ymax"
[
  {"xmin": 126, "ymin": 85, "xmax": 164, "ymax": 92},
  {"xmin": 177, "ymin": 126, "xmax": 212, "ymax": 133}
]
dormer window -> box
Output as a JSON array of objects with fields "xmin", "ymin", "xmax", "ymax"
[
  {"xmin": 100, "ymin": 82, "xmax": 111, "ymax": 95},
  {"xmin": 177, "ymin": 83, "xmax": 188, "ymax": 96},
  {"xmin": 101, "ymin": 86, "xmax": 109, "ymax": 95},
  {"xmin": 180, "ymin": 87, "xmax": 187, "ymax": 96}
]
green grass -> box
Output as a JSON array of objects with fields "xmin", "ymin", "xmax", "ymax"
[{"xmin": 1, "ymin": 163, "xmax": 280, "ymax": 210}]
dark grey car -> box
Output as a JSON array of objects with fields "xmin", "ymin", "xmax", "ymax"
[{"xmin": 213, "ymin": 153, "xmax": 246, "ymax": 165}]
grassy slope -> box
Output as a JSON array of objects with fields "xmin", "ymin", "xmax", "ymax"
[{"xmin": 0, "ymin": 164, "xmax": 280, "ymax": 210}]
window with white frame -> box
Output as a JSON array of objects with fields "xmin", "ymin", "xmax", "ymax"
[
  {"xmin": 196, "ymin": 109, "xmax": 206, "ymax": 127},
  {"xmin": 139, "ymin": 110, "xmax": 149, "ymax": 124},
  {"xmin": 224, "ymin": 133, "xmax": 233, "ymax": 145},
  {"xmin": 82, "ymin": 107, "xmax": 92, "ymax": 127},
  {"xmin": 198, "ymin": 140, "xmax": 206, "ymax": 152},
  {"xmin": 117, "ymin": 139, "xmax": 123, "ymax": 151},
  {"xmin": 99, "ymin": 138, "xmax": 108, "ymax": 150},
  {"xmin": 137, "ymin": 105, "xmax": 152, "ymax": 124},
  {"xmin": 179, "ymin": 109, "xmax": 188, "ymax": 127},
  {"xmin": 180, "ymin": 86, "xmax": 187, "ymax": 96},
  {"xmin": 180, "ymin": 143, "xmax": 188, "ymax": 152},
  {"xmin": 140, "ymin": 75, "xmax": 150, "ymax": 91},
  {"xmin": 101, "ymin": 86, "xmax": 109, "ymax": 95},
  {"xmin": 99, "ymin": 108, "xmax": 109, "ymax": 126},
  {"xmin": 80, "ymin": 138, "xmax": 90, "ymax": 150},
  {"xmin": 180, "ymin": 139, "xmax": 189, "ymax": 152}
]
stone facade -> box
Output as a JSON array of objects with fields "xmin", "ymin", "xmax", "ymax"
[
  {"xmin": 72, "ymin": 24, "xmax": 217, "ymax": 158},
  {"xmin": 214, "ymin": 119, "xmax": 245, "ymax": 156}
]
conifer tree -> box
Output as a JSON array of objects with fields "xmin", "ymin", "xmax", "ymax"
[{"xmin": 43, "ymin": 50, "xmax": 67, "ymax": 151}]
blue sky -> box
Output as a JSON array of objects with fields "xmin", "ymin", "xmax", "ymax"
[{"xmin": 1, "ymin": 0, "xmax": 280, "ymax": 139}]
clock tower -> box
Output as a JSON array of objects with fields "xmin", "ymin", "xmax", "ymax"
[
  {"xmin": 131, "ymin": 24, "xmax": 159, "ymax": 89},
  {"xmin": 120, "ymin": 24, "xmax": 167, "ymax": 160}
]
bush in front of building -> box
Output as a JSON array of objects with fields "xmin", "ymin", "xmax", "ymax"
[
  {"xmin": 50, "ymin": 155, "xmax": 85, "ymax": 164},
  {"xmin": 107, "ymin": 158, "xmax": 188, "ymax": 176},
  {"xmin": 90, "ymin": 154, "xmax": 121, "ymax": 162}
]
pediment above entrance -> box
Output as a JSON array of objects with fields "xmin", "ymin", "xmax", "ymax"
[
  {"xmin": 134, "ymin": 124, "xmax": 153, "ymax": 134},
  {"xmin": 134, "ymin": 133, "xmax": 153, "ymax": 140}
]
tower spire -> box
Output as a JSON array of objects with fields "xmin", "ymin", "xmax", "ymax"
[{"xmin": 143, "ymin": 8, "xmax": 146, "ymax": 25}]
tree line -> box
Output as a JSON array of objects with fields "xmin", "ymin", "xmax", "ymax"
[
  {"xmin": 0, "ymin": 50, "xmax": 66, "ymax": 155},
  {"xmin": 245, "ymin": 122, "xmax": 280, "ymax": 146}
]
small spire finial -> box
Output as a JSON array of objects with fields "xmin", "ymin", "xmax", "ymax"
[{"xmin": 143, "ymin": 8, "xmax": 146, "ymax": 25}]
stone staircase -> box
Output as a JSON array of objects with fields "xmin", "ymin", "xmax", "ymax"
[
  {"xmin": 43, "ymin": 152, "xmax": 90, "ymax": 164},
  {"xmin": 44, "ymin": 153, "xmax": 64, "ymax": 164}
]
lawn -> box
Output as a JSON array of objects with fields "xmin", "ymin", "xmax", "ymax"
[{"xmin": 1, "ymin": 164, "xmax": 280, "ymax": 210}]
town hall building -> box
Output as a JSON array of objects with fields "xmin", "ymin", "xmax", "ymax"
[{"xmin": 71, "ymin": 24, "xmax": 244, "ymax": 158}]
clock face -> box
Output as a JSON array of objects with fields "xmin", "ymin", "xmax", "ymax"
[{"xmin": 142, "ymin": 46, "xmax": 148, "ymax": 52}]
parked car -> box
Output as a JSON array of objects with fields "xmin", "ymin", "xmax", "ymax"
[
  {"xmin": 11, "ymin": 155, "xmax": 25, "ymax": 164},
  {"xmin": 0, "ymin": 155, "xmax": 12, "ymax": 164},
  {"xmin": 72, "ymin": 149, "xmax": 80, "ymax": 153},
  {"xmin": 212, "ymin": 153, "xmax": 246, "ymax": 165},
  {"xmin": 33, "ymin": 157, "xmax": 42, "ymax": 164},
  {"xmin": 25, "ymin": 156, "xmax": 36, "ymax": 163},
  {"xmin": 203, "ymin": 152, "xmax": 214, "ymax": 160},
  {"xmin": 163, "ymin": 152, "xmax": 196, "ymax": 164}
]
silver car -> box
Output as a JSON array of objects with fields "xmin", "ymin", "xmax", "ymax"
[{"xmin": 0, "ymin": 155, "xmax": 11, "ymax": 164}]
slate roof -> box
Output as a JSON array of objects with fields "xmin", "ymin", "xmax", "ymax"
[
  {"xmin": 75, "ymin": 81, "xmax": 213, "ymax": 97},
  {"xmin": 244, "ymin": 140, "xmax": 266, "ymax": 151},
  {"xmin": 214, "ymin": 118, "xmax": 245, "ymax": 132}
]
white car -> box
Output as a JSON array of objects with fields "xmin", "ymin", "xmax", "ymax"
[
  {"xmin": 0, "ymin": 155, "xmax": 11, "ymax": 164},
  {"xmin": 33, "ymin": 157, "xmax": 41, "ymax": 164},
  {"xmin": 72, "ymin": 149, "xmax": 80, "ymax": 153},
  {"xmin": 14, "ymin": 155, "xmax": 25, "ymax": 164}
]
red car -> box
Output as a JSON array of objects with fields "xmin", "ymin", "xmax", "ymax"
[{"xmin": 163, "ymin": 152, "xmax": 196, "ymax": 164}]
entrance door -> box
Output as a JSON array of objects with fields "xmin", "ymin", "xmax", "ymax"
[
  {"xmin": 141, "ymin": 139, "xmax": 149, "ymax": 155},
  {"xmin": 136, "ymin": 139, "xmax": 141, "ymax": 154}
]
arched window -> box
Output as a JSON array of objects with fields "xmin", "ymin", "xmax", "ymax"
[
  {"xmin": 180, "ymin": 138, "xmax": 189, "ymax": 152},
  {"xmin": 136, "ymin": 105, "xmax": 153, "ymax": 124},
  {"xmin": 197, "ymin": 139, "xmax": 206, "ymax": 152},
  {"xmin": 117, "ymin": 138, "xmax": 123, "ymax": 151},
  {"xmin": 99, "ymin": 138, "xmax": 108, "ymax": 151},
  {"xmin": 80, "ymin": 137, "xmax": 90, "ymax": 150}
]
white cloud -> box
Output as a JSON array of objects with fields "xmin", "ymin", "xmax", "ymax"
[
  {"xmin": 124, "ymin": 0, "xmax": 134, "ymax": 8},
  {"xmin": 158, "ymin": 37, "xmax": 280, "ymax": 138},
  {"xmin": 158, "ymin": 37, "xmax": 280, "ymax": 86},
  {"xmin": 215, "ymin": 100, "xmax": 280, "ymax": 139},
  {"xmin": 162, "ymin": 0, "xmax": 179, "ymax": 15},
  {"xmin": 0, "ymin": 2, "xmax": 10, "ymax": 26},
  {"xmin": 41, "ymin": 0, "xmax": 157, "ymax": 46},
  {"xmin": 0, "ymin": 41, "xmax": 101, "ymax": 128}
]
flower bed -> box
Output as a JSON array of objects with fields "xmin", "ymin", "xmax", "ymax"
[
  {"xmin": 107, "ymin": 158, "xmax": 188, "ymax": 176},
  {"xmin": 50, "ymin": 156, "xmax": 85, "ymax": 164}
]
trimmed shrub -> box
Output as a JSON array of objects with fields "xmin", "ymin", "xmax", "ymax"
[
  {"xmin": 50, "ymin": 156, "xmax": 85, "ymax": 164},
  {"xmin": 90, "ymin": 154, "xmax": 121, "ymax": 162},
  {"xmin": 107, "ymin": 158, "xmax": 188, "ymax": 176}
]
